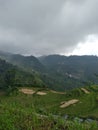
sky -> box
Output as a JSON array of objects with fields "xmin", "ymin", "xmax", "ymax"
[{"xmin": 0, "ymin": 0, "xmax": 98, "ymax": 56}]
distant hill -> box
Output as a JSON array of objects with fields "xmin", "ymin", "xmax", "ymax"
[
  {"xmin": 0, "ymin": 50, "xmax": 45, "ymax": 73},
  {"xmin": 1, "ymin": 50, "xmax": 98, "ymax": 91},
  {"xmin": 39, "ymin": 55, "xmax": 98, "ymax": 80},
  {"xmin": 0, "ymin": 58, "xmax": 44, "ymax": 91},
  {"xmin": 39, "ymin": 55, "xmax": 98, "ymax": 90}
]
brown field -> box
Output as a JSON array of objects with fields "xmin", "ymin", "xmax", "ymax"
[
  {"xmin": 60, "ymin": 99, "xmax": 79, "ymax": 108},
  {"xmin": 81, "ymin": 88, "xmax": 90, "ymax": 94},
  {"xmin": 19, "ymin": 88, "xmax": 47, "ymax": 95}
]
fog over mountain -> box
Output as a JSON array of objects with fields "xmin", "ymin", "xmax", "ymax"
[{"xmin": 0, "ymin": 0, "xmax": 98, "ymax": 56}]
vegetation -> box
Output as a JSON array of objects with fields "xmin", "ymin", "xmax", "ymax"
[
  {"xmin": 1, "ymin": 51, "xmax": 98, "ymax": 91},
  {"xmin": 0, "ymin": 85, "xmax": 98, "ymax": 129},
  {"xmin": 0, "ymin": 58, "xmax": 44, "ymax": 93},
  {"xmin": 0, "ymin": 51, "xmax": 98, "ymax": 129}
]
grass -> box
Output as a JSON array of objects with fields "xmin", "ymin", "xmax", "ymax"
[{"xmin": 0, "ymin": 86, "xmax": 98, "ymax": 129}]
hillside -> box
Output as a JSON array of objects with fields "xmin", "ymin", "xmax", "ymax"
[
  {"xmin": 0, "ymin": 58, "xmax": 15, "ymax": 90},
  {"xmin": 0, "ymin": 86, "xmax": 98, "ymax": 130},
  {"xmin": 0, "ymin": 50, "xmax": 45, "ymax": 73},
  {"xmin": 0, "ymin": 52, "xmax": 98, "ymax": 129},
  {"xmin": 0, "ymin": 58, "xmax": 44, "ymax": 92},
  {"xmin": 39, "ymin": 55, "xmax": 98, "ymax": 80},
  {"xmin": 1, "ymin": 50, "xmax": 98, "ymax": 91},
  {"xmin": 39, "ymin": 55, "xmax": 98, "ymax": 90}
]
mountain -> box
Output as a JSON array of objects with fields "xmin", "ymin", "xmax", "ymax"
[
  {"xmin": 0, "ymin": 58, "xmax": 44, "ymax": 91},
  {"xmin": 1, "ymin": 53, "xmax": 98, "ymax": 129},
  {"xmin": 1, "ymin": 50, "xmax": 98, "ymax": 91},
  {"xmin": 39, "ymin": 55, "xmax": 98, "ymax": 79},
  {"xmin": 39, "ymin": 55, "xmax": 98, "ymax": 90},
  {"xmin": 0, "ymin": 50, "xmax": 45, "ymax": 73}
]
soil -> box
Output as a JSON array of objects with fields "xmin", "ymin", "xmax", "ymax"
[
  {"xmin": 60, "ymin": 99, "xmax": 79, "ymax": 108},
  {"xmin": 19, "ymin": 88, "xmax": 47, "ymax": 95},
  {"xmin": 19, "ymin": 88, "xmax": 35, "ymax": 94},
  {"xmin": 81, "ymin": 88, "xmax": 90, "ymax": 94}
]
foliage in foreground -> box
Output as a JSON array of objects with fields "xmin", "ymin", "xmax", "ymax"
[{"xmin": 0, "ymin": 105, "xmax": 98, "ymax": 130}]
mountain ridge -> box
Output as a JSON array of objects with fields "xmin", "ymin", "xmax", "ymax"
[{"xmin": 0, "ymin": 51, "xmax": 98, "ymax": 90}]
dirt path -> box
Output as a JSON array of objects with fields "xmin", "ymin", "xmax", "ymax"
[
  {"xmin": 60, "ymin": 99, "xmax": 79, "ymax": 108},
  {"xmin": 81, "ymin": 88, "xmax": 90, "ymax": 94}
]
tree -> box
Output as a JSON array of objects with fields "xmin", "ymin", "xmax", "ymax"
[{"xmin": 4, "ymin": 69, "xmax": 17, "ymax": 94}]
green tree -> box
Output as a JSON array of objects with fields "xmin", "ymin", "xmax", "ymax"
[{"xmin": 4, "ymin": 69, "xmax": 17, "ymax": 94}]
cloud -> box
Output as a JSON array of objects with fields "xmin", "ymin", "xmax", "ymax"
[
  {"xmin": 67, "ymin": 35, "xmax": 98, "ymax": 56},
  {"xmin": 0, "ymin": 0, "xmax": 98, "ymax": 56}
]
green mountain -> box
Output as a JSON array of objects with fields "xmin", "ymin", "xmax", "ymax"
[
  {"xmin": 0, "ymin": 50, "xmax": 45, "ymax": 73},
  {"xmin": 1, "ymin": 50, "xmax": 98, "ymax": 91},
  {"xmin": 39, "ymin": 55, "xmax": 98, "ymax": 90},
  {"xmin": 0, "ymin": 58, "xmax": 44, "ymax": 91},
  {"xmin": 1, "ymin": 52, "xmax": 98, "ymax": 129},
  {"xmin": 39, "ymin": 55, "xmax": 98, "ymax": 78}
]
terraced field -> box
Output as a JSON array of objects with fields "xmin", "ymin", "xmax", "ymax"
[{"xmin": 0, "ymin": 85, "xmax": 98, "ymax": 130}]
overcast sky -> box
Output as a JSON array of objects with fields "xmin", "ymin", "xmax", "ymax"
[{"xmin": 0, "ymin": 0, "xmax": 98, "ymax": 56}]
